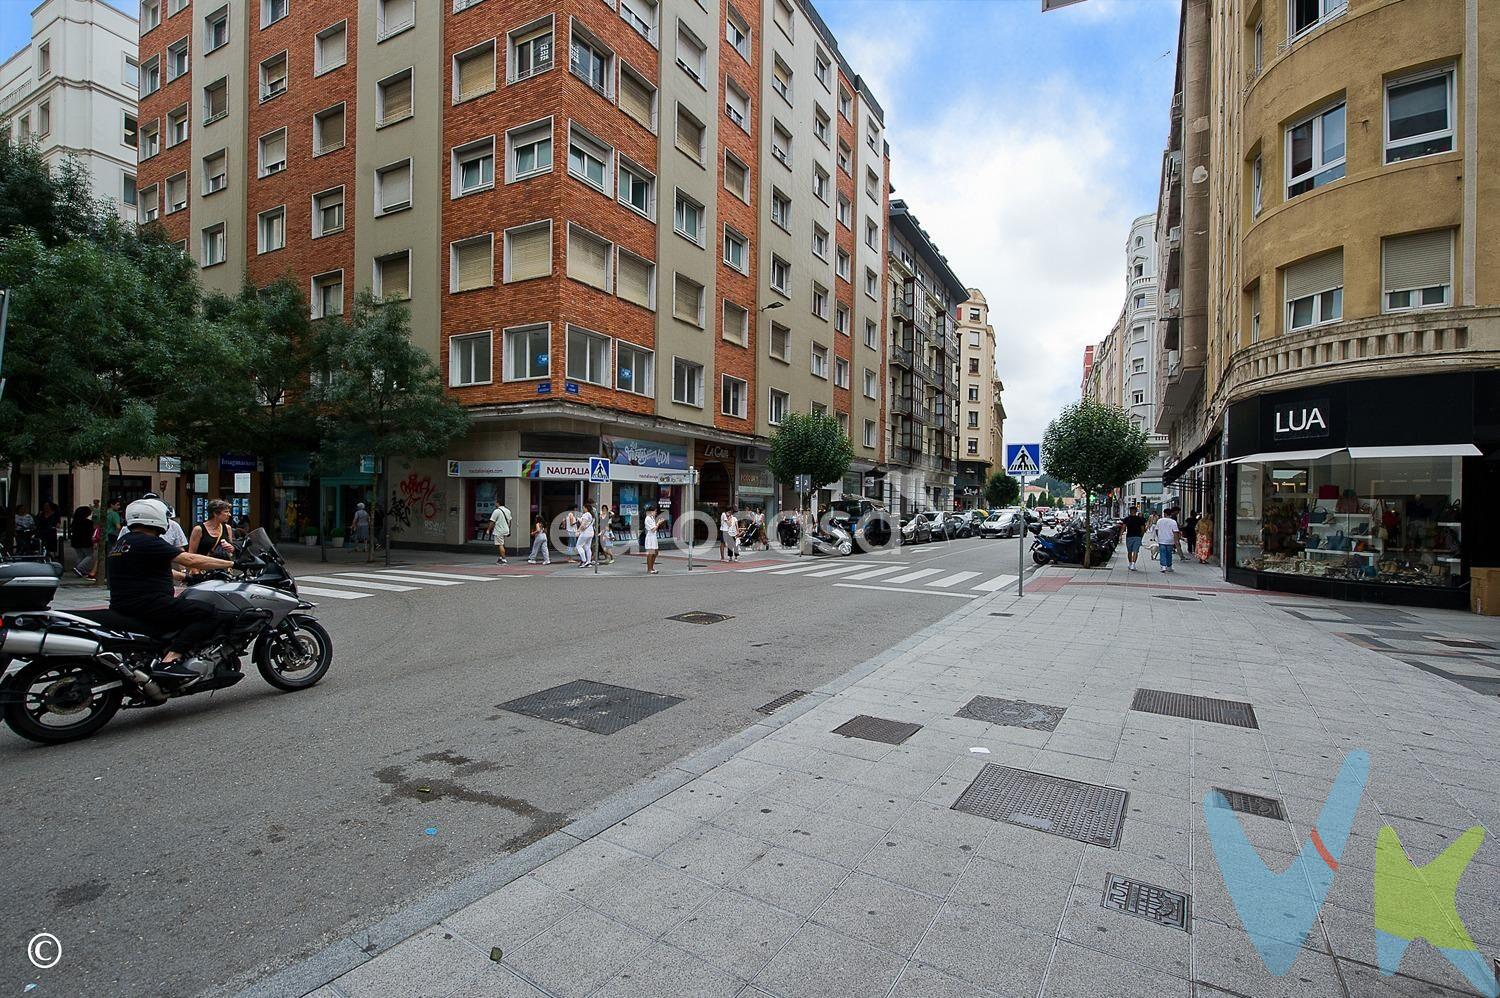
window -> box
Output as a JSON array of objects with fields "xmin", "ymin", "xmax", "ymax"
[
  {"xmin": 1130, "ymin": 390, "xmax": 1144, "ymax": 406},
  {"xmin": 864, "ymin": 268, "xmax": 878, "ymax": 299},
  {"xmin": 1247, "ymin": 283, "xmax": 1261, "ymax": 342},
  {"xmin": 838, "ymin": 85, "xmax": 852, "ymax": 120},
  {"xmin": 621, "ymin": 0, "xmax": 657, "ymax": 40},
  {"xmin": 811, "ymin": 344, "xmax": 828, "ymax": 382},
  {"xmin": 569, "ymin": 28, "xmax": 611, "ymax": 97},
  {"xmin": 617, "ymin": 249, "xmax": 655, "ymax": 308},
  {"xmin": 968, "ymin": 357, "xmax": 979, "ymax": 374},
  {"xmin": 261, "ymin": 0, "xmax": 289, "ymax": 28},
  {"xmin": 867, "ymin": 125, "xmax": 880, "ymax": 152},
  {"xmin": 504, "ymin": 324, "xmax": 551, "ymax": 381},
  {"xmin": 968, "ymin": 330, "xmax": 980, "ymax": 348},
  {"xmin": 125, "ymin": 56, "xmax": 140, "ymax": 89},
  {"xmin": 315, "ymin": 21, "xmax": 347, "ymax": 73},
  {"xmin": 865, "ymin": 168, "xmax": 880, "ymax": 201},
  {"xmin": 567, "ymin": 125, "xmax": 611, "ymax": 192},
  {"xmin": 454, "ymin": 41, "xmax": 496, "ymax": 102},
  {"xmin": 566, "ymin": 224, "xmax": 612, "ymax": 290},
  {"xmin": 504, "ymin": 221, "xmax": 553, "ymax": 282},
  {"xmin": 258, "ymin": 129, "xmax": 287, "ymax": 176},
  {"xmin": 865, "ymin": 218, "xmax": 879, "ymax": 249},
  {"xmin": 836, "ymin": 249, "xmax": 851, "ymax": 282},
  {"xmin": 507, "ymin": 119, "xmax": 552, "ymax": 180},
  {"xmin": 812, "ymin": 225, "xmax": 829, "ymax": 259},
  {"xmin": 374, "ymin": 251, "xmax": 412, "ymax": 301},
  {"xmin": 773, "ymin": 0, "xmax": 794, "ymax": 35},
  {"xmin": 724, "ymin": 152, "xmax": 749, "ymax": 201},
  {"xmin": 1284, "ymin": 249, "xmax": 1343, "ymax": 331},
  {"xmin": 1285, "ymin": 101, "xmax": 1345, "ymax": 198},
  {"xmin": 1252, "ymin": 20, "xmax": 1263, "ymax": 75},
  {"xmin": 814, "ymin": 108, "xmax": 830, "ymax": 147},
  {"xmin": 1132, "ymin": 357, "xmax": 1146, "ymax": 374},
  {"xmin": 168, "ymin": 38, "xmax": 190, "ymax": 81},
  {"xmin": 203, "ymin": 77, "xmax": 227, "ymax": 121},
  {"xmin": 450, "ymin": 234, "xmax": 494, "ymax": 292},
  {"xmin": 672, "ymin": 274, "xmax": 705, "ymax": 326},
  {"xmin": 143, "ymin": 1, "xmax": 161, "ymax": 32},
  {"xmin": 725, "ymin": 80, "xmax": 750, "ymax": 130},
  {"xmin": 616, "ymin": 342, "xmax": 654, "ymax": 396},
  {"xmin": 618, "ymin": 158, "xmax": 654, "ymax": 217},
  {"xmin": 141, "ymin": 121, "xmax": 161, "ymax": 158},
  {"xmin": 837, "ymin": 140, "xmax": 851, "ymax": 175},
  {"xmin": 967, "ymin": 385, "xmax": 980, "ymax": 402},
  {"xmin": 771, "ymin": 189, "xmax": 790, "ymax": 229},
  {"xmin": 116, "ymin": 113, "xmax": 137, "ymax": 151},
  {"xmin": 863, "ymin": 420, "xmax": 876, "ymax": 448},
  {"xmin": 769, "ymin": 323, "xmax": 790, "ymax": 360},
  {"xmin": 619, "ymin": 65, "xmax": 656, "ymax": 130},
  {"xmin": 206, "ymin": 7, "xmax": 229, "ymax": 50},
  {"xmin": 1383, "ymin": 230, "xmax": 1452, "ymax": 312},
  {"xmin": 142, "ymin": 56, "xmax": 161, "ymax": 96},
  {"xmin": 770, "ymin": 255, "xmax": 790, "ymax": 295},
  {"xmin": 1386, "ymin": 68, "xmax": 1454, "ymax": 163},
  {"xmin": 772, "ymin": 58, "xmax": 792, "ymax": 103},
  {"xmin": 813, "ymin": 166, "xmax": 830, "ymax": 203},
  {"xmin": 450, "ymin": 331, "xmax": 493, "ymax": 387},
  {"xmin": 201, "ymin": 223, "xmax": 226, "ymax": 267},
  {"xmin": 567, "ymin": 327, "xmax": 612, "ymax": 385},
  {"xmin": 723, "ymin": 300, "xmax": 748, "ymax": 344},
  {"xmin": 672, "ymin": 358, "xmax": 704, "ymax": 406},
  {"xmin": 312, "ymin": 186, "xmax": 344, "ymax": 236},
  {"xmin": 257, "ymin": 206, "xmax": 286, "ymax": 254},
  {"xmin": 1251, "ymin": 154, "xmax": 1263, "ymax": 216},
  {"xmin": 727, "ymin": 9, "xmax": 751, "ymax": 60},
  {"xmin": 675, "ymin": 106, "xmax": 705, "ymax": 162},
  {"xmin": 378, "ymin": 0, "xmax": 416, "ymax": 39},
  {"xmin": 677, "ymin": 23, "xmax": 706, "ymax": 83},
  {"xmin": 721, "ymin": 375, "xmax": 746, "ymax": 417},
  {"xmin": 257, "ymin": 52, "xmax": 288, "ymax": 102},
  {"xmin": 862, "ymin": 369, "xmax": 877, "ymax": 398},
  {"xmin": 966, "ymin": 439, "xmax": 979, "ymax": 456},
  {"xmin": 122, "ymin": 174, "xmax": 137, "ymax": 207},
  {"xmin": 510, "ymin": 19, "xmax": 553, "ymax": 82},
  {"xmin": 768, "ymin": 388, "xmax": 789, "ymax": 425},
  {"xmin": 37, "ymin": 41, "xmax": 50, "ymax": 77},
  {"xmin": 968, "ymin": 307, "xmax": 981, "ymax": 321},
  {"xmin": 723, "ymin": 227, "xmax": 748, "ymax": 272},
  {"xmin": 32, "ymin": 102, "xmax": 49, "ymax": 138},
  {"xmin": 771, "ymin": 122, "xmax": 792, "ymax": 167},
  {"xmin": 811, "ymin": 284, "xmax": 829, "ymax": 319},
  {"xmin": 1289, "ymin": 0, "xmax": 1346, "ymax": 40},
  {"xmin": 673, "ymin": 191, "xmax": 704, "ymax": 244},
  {"xmin": 446, "ymin": 137, "xmax": 495, "ymax": 196},
  {"xmin": 375, "ymin": 159, "xmax": 413, "ymax": 214},
  {"xmin": 814, "ymin": 52, "xmax": 831, "ymax": 89},
  {"xmin": 835, "ymin": 305, "xmax": 850, "ymax": 335},
  {"xmin": 168, "ymin": 104, "xmax": 189, "ymax": 145},
  {"xmin": 834, "ymin": 356, "xmax": 849, "ymax": 388},
  {"xmin": 864, "ymin": 319, "xmax": 878, "ymax": 349},
  {"xmin": 314, "ymin": 104, "xmax": 346, "ymax": 155},
  {"xmin": 139, "ymin": 185, "xmax": 159, "ymax": 223},
  {"xmin": 1134, "ymin": 293, "xmax": 1147, "ymax": 310},
  {"xmin": 837, "ymin": 194, "xmax": 851, "ymax": 228},
  {"xmin": 311, "ymin": 271, "xmax": 344, "ymax": 319},
  {"xmin": 377, "ymin": 69, "xmax": 414, "ymax": 126}
]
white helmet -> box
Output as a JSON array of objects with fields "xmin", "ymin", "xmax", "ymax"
[{"xmin": 125, "ymin": 497, "xmax": 171, "ymax": 534}]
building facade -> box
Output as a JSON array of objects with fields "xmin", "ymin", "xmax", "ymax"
[
  {"xmin": 133, "ymin": 0, "xmax": 898, "ymax": 545},
  {"xmin": 1155, "ymin": 0, "xmax": 1498, "ymax": 608},
  {"xmin": 954, "ymin": 288, "xmax": 1003, "ymax": 506},
  {"xmin": 1118, "ymin": 213, "xmax": 1167, "ymax": 509}
]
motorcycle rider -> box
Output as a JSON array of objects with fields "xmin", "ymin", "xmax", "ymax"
[{"xmin": 108, "ymin": 498, "xmax": 235, "ymax": 681}]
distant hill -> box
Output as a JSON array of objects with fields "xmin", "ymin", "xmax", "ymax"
[{"xmin": 1028, "ymin": 473, "xmax": 1072, "ymax": 496}]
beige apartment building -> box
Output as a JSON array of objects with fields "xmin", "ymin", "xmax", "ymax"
[
  {"xmin": 955, "ymin": 289, "xmax": 1003, "ymax": 507},
  {"xmin": 1156, "ymin": 0, "xmax": 1498, "ymax": 608}
]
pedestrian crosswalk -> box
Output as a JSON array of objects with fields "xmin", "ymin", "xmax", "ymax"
[
  {"xmin": 287, "ymin": 568, "xmax": 501, "ymax": 601},
  {"xmin": 735, "ymin": 559, "xmax": 1019, "ymax": 597}
]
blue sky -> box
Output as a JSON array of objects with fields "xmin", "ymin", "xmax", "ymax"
[{"xmin": 1, "ymin": 0, "xmax": 1179, "ymax": 443}]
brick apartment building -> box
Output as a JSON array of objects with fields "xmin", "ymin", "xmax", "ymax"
[{"xmin": 135, "ymin": 0, "xmax": 893, "ymax": 547}]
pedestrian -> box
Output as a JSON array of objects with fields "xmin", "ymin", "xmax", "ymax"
[
  {"xmin": 487, "ymin": 499, "xmax": 513, "ymax": 564},
  {"xmin": 37, "ymin": 501, "xmax": 61, "ymax": 561},
  {"xmin": 598, "ymin": 504, "xmax": 617, "ymax": 565},
  {"xmin": 1119, "ymin": 503, "xmax": 1147, "ymax": 573},
  {"xmin": 754, "ymin": 508, "xmax": 767, "ymax": 550},
  {"xmin": 643, "ymin": 503, "xmax": 661, "ymax": 574},
  {"xmin": 371, "ymin": 502, "xmax": 386, "ymax": 551},
  {"xmin": 1196, "ymin": 513, "xmax": 1214, "ymax": 564},
  {"xmin": 1155, "ymin": 507, "xmax": 1180, "ymax": 573},
  {"xmin": 576, "ymin": 502, "xmax": 596, "ymax": 568},
  {"xmin": 723, "ymin": 507, "xmax": 740, "ymax": 561},
  {"xmin": 69, "ymin": 504, "xmax": 94, "ymax": 573},
  {"xmin": 527, "ymin": 513, "xmax": 551, "ymax": 564},
  {"xmin": 188, "ymin": 499, "xmax": 236, "ymax": 560},
  {"xmin": 1183, "ymin": 510, "xmax": 1200, "ymax": 559},
  {"xmin": 349, "ymin": 502, "xmax": 371, "ymax": 552},
  {"xmin": 718, "ymin": 506, "xmax": 734, "ymax": 561},
  {"xmin": 563, "ymin": 506, "xmax": 579, "ymax": 563}
]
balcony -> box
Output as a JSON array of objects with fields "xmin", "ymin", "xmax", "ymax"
[{"xmin": 890, "ymin": 343, "xmax": 913, "ymax": 369}]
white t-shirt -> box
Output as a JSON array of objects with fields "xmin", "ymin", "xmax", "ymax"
[
  {"xmin": 488, "ymin": 505, "xmax": 512, "ymax": 537},
  {"xmin": 644, "ymin": 513, "xmax": 660, "ymax": 550},
  {"xmin": 577, "ymin": 510, "xmax": 595, "ymax": 536},
  {"xmin": 1155, "ymin": 517, "xmax": 1179, "ymax": 544},
  {"xmin": 719, "ymin": 512, "xmax": 735, "ymax": 533}
]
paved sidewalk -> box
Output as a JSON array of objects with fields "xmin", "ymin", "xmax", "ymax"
[{"xmin": 251, "ymin": 558, "xmax": 1498, "ymax": 998}]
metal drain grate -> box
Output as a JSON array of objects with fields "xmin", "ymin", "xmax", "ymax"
[
  {"xmin": 1131, "ymin": 689, "xmax": 1259, "ymax": 729},
  {"xmin": 498, "ymin": 679, "xmax": 684, "ymax": 735},
  {"xmin": 1101, "ymin": 873, "xmax": 1191, "ymax": 931},
  {"xmin": 757, "ymin": 690, "xmax": 811, "ymax": 715},
  {"xmin": 956, "ymin": 696, "xmax": 1066, "ymax": 732},
  {"xmin": 952, "ymin": 764, "xmax": 1128, "ymax": 848},
  {"xmin": 1153, "ymin": 594, "xmax": 1201, "ymax": 602},
  {"xmin": 832, "ymin": 714, "xmax": 923, "ymax": 745},
  {"xmin": 668, "ymin": 611, "xmax": 734, "ymax": 625},
  {"xmin": 1209, "ymin": 788, "xmax": 1286, "ymax": 821}
]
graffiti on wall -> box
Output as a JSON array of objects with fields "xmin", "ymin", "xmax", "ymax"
[{"xmin": 390, "ymin": 473, "xmax": 445, "ymax": 535}]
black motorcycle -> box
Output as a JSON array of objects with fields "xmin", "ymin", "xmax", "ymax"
[{"xmin": 0, "ymin": 528, "xmax": 331, "ymax": 745}]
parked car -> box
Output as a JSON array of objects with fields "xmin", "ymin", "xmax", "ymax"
[
  {"xmin": 917, "ymin": 510, "xmax": 961, "ymax": 541},
  {"xmin": 824, "ymin": 496, "xmax": 895, "ymax": 552},
  {"xmin": 899, "ymin": 514, "xmax": 932, "ymax": 545},
  {"xmin": 979, "ymin": 508, "xmax": 1027, "ymax": 539}
]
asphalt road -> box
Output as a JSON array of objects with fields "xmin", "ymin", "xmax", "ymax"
[{"xmin": 0, "ymin": 532, "xmax": 1034, "ymax": 998}]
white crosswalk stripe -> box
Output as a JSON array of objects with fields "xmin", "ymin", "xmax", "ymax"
[
  {"xmin": 373, "ymin": 569, "xmax": 497, "ymax": 582},
  {"xmin": 336, "ymin": 572, "xmax": 464, "ymax": 586},
  {"xmin": 766, "ymin": 564, "xmax": 826, "ymax": 575},
  {"xmin": 295, "ymin": 585, "xmax": 373, "ymax": 600},
  {"xmin": 805, "ymin": 564, "xmax": 870, "ymax": 578},
  {"xmin": 844, "ymin": 565, "xmax": 908, "ymax": 581},
  {"xmin": 296, "ymin": 575, "xmax": 419, "ymax": 592},
  {"xmin": 735, "ymin": 557, "xmax": 1021, "ymax": 599},
  {"xmin": 928, "ymin": 571, "xmax": 982, "ymax": 588},
  {"xmin": 886, "ymin": 568, "xmax": 943, "ymax": 585},
  {"xmin": 973, "ymin": 574, "xmax": 1019, "ymax": 592}
]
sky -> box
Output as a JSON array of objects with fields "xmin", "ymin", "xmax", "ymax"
[{"xmin": 1, "ymin": 0, "xmax": 1179, "ymax": 448}]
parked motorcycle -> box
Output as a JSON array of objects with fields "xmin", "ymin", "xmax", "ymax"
[
  {"xmin": 1029, "ymin": 523, "xmax": 1116, "ymax": 568},
  {"xmin": 0, "ymin": 528, "xmax": 331, "ymax": 745},
  {"xmin": 807, "ymin": 515, "xmax": 855, "ymax": 557}
]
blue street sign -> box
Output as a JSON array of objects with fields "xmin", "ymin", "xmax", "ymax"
[
  {"xmin": 564, "ymin": 381, "xmax": 581, "ymax": 395},
  {"xmin": 1005, "ymin": 443, "xmax": 1041, "ymax": 477},
  {"xmin": 588, "ymin": 457, "xmax": 611, "ymax": 483},
  {"xmin": 535, "ymin": 382, "xmax": 552, "ymax": 394}
]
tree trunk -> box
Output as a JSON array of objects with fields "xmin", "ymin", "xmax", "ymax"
[
  {"xmin": 91, "ymin": 453, "xmax": 112, "ymax": 585},
  {"xmin": 1083, "ymin": 490, "xmax": 1093, "ymax": 568}
]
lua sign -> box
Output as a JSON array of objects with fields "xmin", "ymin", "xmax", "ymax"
[{"xmin": 1271, "ymin": 398, "xmax": 1331, "ymax": 441}]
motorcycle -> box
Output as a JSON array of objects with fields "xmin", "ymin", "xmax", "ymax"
[
  {"xmin": 1029, "ymin": 523, "xmax": 1116, "ymax": 568},
  {"xmin": 807, "ymin": 514, "xmax": 855, "ymax": 557},
  {"xmin": 0, "ymin": 528, "xmax": 332, "ymax": 745}
]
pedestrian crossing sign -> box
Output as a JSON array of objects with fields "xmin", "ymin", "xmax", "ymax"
[
  {"xmin": 588, "ymin": 457, "xmax": 611, "ymax": 483},
  {"xmin": 1005, "ymin": 443, "xmax": 1041, "ymax": 477}
]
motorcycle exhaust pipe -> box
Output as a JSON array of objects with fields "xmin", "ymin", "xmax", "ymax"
[
  {"xmin": 0, "ymin": 630, "xmax": 102, "ymax": 657},
  {"xmin": 97, "ymin": 653, "xmax": 167, "ymax": 705}
]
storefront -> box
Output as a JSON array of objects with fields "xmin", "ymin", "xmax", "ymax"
[{"xmin": 1225, "ymin": 372, "xmax": 1498, "ymax": 609}]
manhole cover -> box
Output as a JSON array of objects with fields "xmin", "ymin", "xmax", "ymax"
[
  {"xmin": 952, "ymin": 764, "xmax": 1128, "ymax": 848},
  {"xmin": 498, "ymin": 679, "xmax": 684, "ymax": 735},
  {"xmin": 757, "ymin": 690, "xmax": 811, "ymax": 715},
  {"xmin": 668, "ymin": 611, "xmax": 734, "ymax": 625},
  {"xmin": 1153, "ymin": 594, "xmax": 1201, "ymax": 602},
  {"xmin": 1209, "ymin": 788, "xmax": 1285, "ymax": 821},
  {"xmin": 1101, "ymin": 873, "xmax": 1191, "ymax": 931},
  {"xmin": 1131, "ymin": 689, "xmax": 1259, "ymax": 729},
  {"xmin": 832, "ymin": 714, "xmax": 923, "ymax": 745},
  {"xmin": 956, "ymin": 696, "xmax": 1065, "ymax": 732}
]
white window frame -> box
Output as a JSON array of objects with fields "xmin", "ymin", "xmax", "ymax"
[
  {"xmin": 810, "ymin": 341, "xmax": 829, "ymax": 378},
  {"xmin": 310, "ymin": 270, "xmax": 344, "ymax": 319},
  {"xmin": 768, "ymin": 388, "xmax": 789, "ymax": 425},
  {"xmin": 1285, "ymin": 284, "xmax": 1342, "ymax": 332},
  {"xmin": 834, "ymin": 356, "xmax": 850, "ymax": 388},
  {"xmin": 205, "ymin": 6, "xmax": 230, "ymax": 52},
  {"xmin": 202, "ymin": 77, "xmax": 228, "ymax": 123},
  {"xmin": 771, "ymin": 188, "xmax": 791, "ymax": 230},
  {"xmin": 376, "ymin": 68, "xmax": 415, "ymax": 127},
  {"xmin": 1382, "ymin": 230, "xmax": 1453, "ymax": 313},
  {"xmin": 449, "ymin": 233, "xmax": 495, "ymax": 293},
  {"xmin": 508, "ymin": 17, "xmax": 555, "ymax": 84},
  {"xmin": 725, "ymin": 79, "xmax": 751, "ymax": 132},
  {"xmin": 619, "ymin": 62, "xmax": 658, "ymax": 131},
  {"xmin": 566, "ymin": 123, "xmax": 613, "ymax": 194},
  {"xmin": 811, "ymin": 283, "xmax": 829, "ymax": 320},
  {"xmin": 673, "ymin": 190, "xmax": 705, "ymax": 246},
  {"xmin": 503, "ymin": 220, "xmax": 555, "ymax": 283},
  {"xmin": 452, "ymin": 136, "xmax": 497, "ymax": 197},
  {"xmin": 506, "ymin": 117, "xmax": 554, "ymax": 182},
  {"xmin": 1285, "ymin": 101, "xmax": 1345, "ymax": 198},
  {"xmin": 568, "ymin": 21, "xmax": 614, "ymax": 99},
  {"xmin": 616, "ymin": 342, "xmax": 655, "ymax": 397},
  {"xmin": 200, "ymin": 222, "xmax": 227, "ymax": 267},
  {"xmin": 1384, "ymin": 66, "xmax": 1455, "ymax": 165},
  {"xmin": 374, "ymin": 250, "xmax": 413, "ymax": 301},
  {"xmin": 723, "ymin": 226, "xmax": 748, "ymax": 273},
  {"xmin": 811, "ymin": 224, "xmax": 829, "ymax": 260},
  {"xmin": 374, "ymin": 159, "xmax": 414, "ymax": 215},
  {"xmin": 1288, "ymin": 0, "xmax": 1346, "ymax": 42},
  {"xmin": 770, "ymin": 255, "xmax": 791, "ymax": 296},
  {"xmin": 565, "ymin": 222, "xmax": 614, "ymax": 292},
  {"xmin": 672, "ymin": 357, "xmax": 705, "ymax": 407},
  {"xmin": 676, "ymin": 21, "xmax": 707, "ymax": 84},
  {"xmin": 726, "ymin": 8, "xmax": 751, "ymax": 61},
  {"xmin": 313, "ymin": 103, "xmax": 346, "ymax": 156},
  {"xmin": 164, "ymin": 172, "xmax": 188, "ymax": 213},
  {"xmin": 723, "ymin": 300, "xmax": 749, "ymax": 344},
  {"xmin": 503, "ymin": 323, "xmax": 552, "ymax": 381},
  {"xmin": 617, "ymin": 156, "xmax": 655, "ymax": 218},
  {"xmin": 449, "ymin": 330, "xmax": 494, "ymax": 388},
  {"xmin": 312, "ymin": 186, "xmax": 345, "ymax": 237},
  {"xmin": 257, "ymin": 205, "xmax": 287, "ymax": 254},
  {"xmin": 258, "ymin": 128, "xmax": 288, "ymax": 177},
  {"xmin": 721, "ymin": 375, "xmax": 747, "ymax": 417},
  {"xmin": 863, "ymin": 369, "xmax": 877, "ymax": 399},
  {"xmin": 167, "ymin": 37, "xmax": 190, "ymax": 82},
  {"xmin": 452, "ymin": 38, "xmax": 498, "ymax": 104},
  {"xmin": 620, "ymin": 0, "xmax": 658, "ymax": 42},
  {"xmin": 566, "ymin": 326, "xmax": 613, "ymax": 387},
  {"xmin": 377, "ymin": 0, "xmax": 417, "ymax": 41},
  {"xmin": 863, "ymin": 420, "xmax": 876, "ymax": 448},
  {"xmin": 864, "ymin": 319, "xmax": 878, "ymax": 350},
  {"xmin": 141, "ymin": 55, "xmax": 161, "ymax": 97},
  {"xmin": 1251, "ymin": 154, "xmax": 1263, "ymax": 216},
  {"xmin": 672, "ymin": 273, "xmax": 706, "ymax": 327},
  {"xmin": 314, "ymin": 21, "xmax": 348, "ymax": 75},
  {"xmin": 261, "ymin": 0, "xmax": 289, "ymax": 29}
]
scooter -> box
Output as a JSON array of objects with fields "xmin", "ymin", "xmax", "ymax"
[{"xmin": 807, "ymin": 516, "xmax": 854, "ymax": 557}]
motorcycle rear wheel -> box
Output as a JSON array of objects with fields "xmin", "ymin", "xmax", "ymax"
[
  {"xmin": 1032, "ymin": 551, "xmax": 1050, "ymax": 565},
  {"xmin": 254, "ymin": 615, "xmax": 332, "ymax": 691},
  {"xmin": 2, "ymin": 658, "xmax": 123, "ymax": 744}
]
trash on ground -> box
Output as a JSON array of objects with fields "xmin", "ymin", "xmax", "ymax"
[
  {"xmin": 969, "ymin": 747, "xmax": 991, "ymax": 754},
  {"xmin": 424, "ymin": 827, "xmax": 438, "ymax": 836}
]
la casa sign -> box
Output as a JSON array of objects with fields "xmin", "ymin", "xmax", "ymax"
[{"xmin": 1272, "ymin": 399, "xmax": 1331, "ymax": 440}]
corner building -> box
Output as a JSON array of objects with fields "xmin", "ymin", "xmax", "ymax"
[
  {"xmin": 135, "ymin": 0, "xmax": 890, "ymax": 545},
  {"xmin": 1154, "ymin": 0, "xmax": 1499, "ymax": 608}
]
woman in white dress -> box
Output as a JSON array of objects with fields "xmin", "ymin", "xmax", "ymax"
[
  {"xmin": 575, "ymin": 503, "xmax": 596, "ymax": 568},
  {"xmin": 643, "ymin": 504, "xmax": 661, "ymax": 574}
]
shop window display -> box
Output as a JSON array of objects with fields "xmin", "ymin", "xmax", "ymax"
[{"xmin": 1235, "ymin": 455, "xmax": 1462, "ymax": 588}]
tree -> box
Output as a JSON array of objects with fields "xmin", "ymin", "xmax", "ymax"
[
  {"xmin": 1041, "ymin": 398, "xmax": 1152, "ymax": 565},
  {"xmin": 1025, "ymin": 494, "xmax": 1037, "ymax": 508},
  {"xmin": 311, "ymin": 291, "xmax": 469, "ymax": 563},
  {"xmin": 767, "ymin": 411, "xmax": 853, "ymax": 518},
  {"xmin": 983, "ymin": 471, "xmax": 1020, "ymax": 509}
]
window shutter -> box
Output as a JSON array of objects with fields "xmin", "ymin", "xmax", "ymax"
[
  {"xmin": 508, "ymin": 225, "xmax": 551, "ymax": 281},
  {"xmin": 675, "ymin": 113, "xmax": 702, "ymax": 159},
  {"xmin": 318, "ymin": 110, "xmax": 343, "ymax": 151},
  {"xmin": 618, "ymin": 253, "xmax": 653, "ymax": 307},
  {"xmin": 383, "ymin": 75, "xmax": 412, "ymax": 119},
  {"xmin": 454, "ymin": 237, "xmax": 492, "ymax": 291},
  {"xmin": 264, "ymin": 131, "xmax": 286, "ymax": 163},
  {"xmin": 568, "ymin": 229, "xmax": 609, "ymax": 289},
  {"xmin": 381, "ymin": 254, "xmax": 410, "ymax": 298},
  {"xmin": 457, "ymin": 48, "xmax": 493, "ymax": 100},
  {"xmin": 1383, "ymin": 230, "xmax": 1451, "ymax": 291},
  {"xmin": 673, "ymin": 277, "xmax": 700, "ymax": 322},
  {"xmin": 381, "ymin": 164, "xmax": 411, "ymax": 209},
  {"xmin": 619, "ymin": 72, "xmax": 653, "ymax": 126},
  {"xmin": 1284, "ymin": 249, "xmax": 1342, "ymax": 300},
  {"xmin": 725, "ymin": 156, "xmax": 746, "ymax": 194}
]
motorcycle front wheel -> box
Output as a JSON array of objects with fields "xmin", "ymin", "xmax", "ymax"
[
  {"xmin": 254, "ymin": 615, "xmax": 332, "ymax": 691},
  {"xmin": 1032, "ymin": 550, "xmax": 1050, "ymax": 566},
  {"xmin": 2, "ymin": 658, "xmax": 123, "ymax": 744}
]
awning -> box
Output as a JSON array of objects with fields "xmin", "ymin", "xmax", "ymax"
[
  {"xmin": 1161, "ymin": 433, "xmax": 1223, "ymax": 486},
  {"xmin": 1346, "ymin": 444, "xmax": 1481, "ymax": 459},
  {"xmin": 1232, "ymin": 448, "xmax": 1342, "ymax": 464}
]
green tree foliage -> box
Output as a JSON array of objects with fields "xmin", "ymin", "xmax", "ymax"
[
  {"xmin": 0, "ymin": 133, "xmax": 101, "ymax": 247},
  {"xmin": 767, "ymin": 411, "xmax": 853, "ymax": 498},
  {"xmin": 1042, "ymin": 398, "xmax": 1152, "ymax": 564},
  {"xmin": 983, "ymin": 471, "xmax": 1021, "ymax": 509}
]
